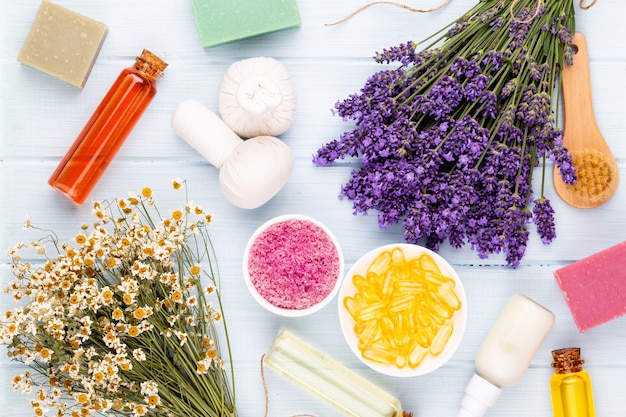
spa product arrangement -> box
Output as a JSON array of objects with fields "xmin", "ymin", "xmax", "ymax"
[{"xmin": 3, "ymin": 0, "xmax": 625, "ymax": 417}]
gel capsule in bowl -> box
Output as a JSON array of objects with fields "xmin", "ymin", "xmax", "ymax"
[{"xmin": 339, "ymin": 244, "xmax": 467, "ymax": 377}]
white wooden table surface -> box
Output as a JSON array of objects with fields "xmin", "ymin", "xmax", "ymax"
[{"xmin": 2, "ymin": 1, "xmax": 626, "ymax": 416}]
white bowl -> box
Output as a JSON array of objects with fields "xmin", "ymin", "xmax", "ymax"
[
  {"xmin": 338, "ymin": 243, "xmax": 467, "ymax": 377},
  {"xmin": 243, "ymin": 214, "xmax": 344, "ymax": 317}
]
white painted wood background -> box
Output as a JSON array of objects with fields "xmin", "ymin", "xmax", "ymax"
[{"xmin": 1, "ymin": 1, "xmax": 626, "ymax": 416}]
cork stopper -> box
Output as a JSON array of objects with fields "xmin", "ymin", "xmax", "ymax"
[
  {"xmin": 134, "ymin": 49, "xmax": 168, "ymax": 81},
  {"xmin": 551, "ymin": 347, "xmax": 585, "ymax": 374}
]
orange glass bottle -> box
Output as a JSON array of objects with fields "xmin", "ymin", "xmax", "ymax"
[{"xmin": 49, "ymin": 49, "xmax": 167, "ymax": 204}]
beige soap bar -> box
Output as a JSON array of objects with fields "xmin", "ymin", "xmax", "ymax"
[{"xmin": 18, "ymin": 0, "xmax": 108, "ymax": 88}]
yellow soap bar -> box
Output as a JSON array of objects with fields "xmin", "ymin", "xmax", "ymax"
[{"xmin": 17, "ymin": 0, "xmax": 108, "ymax": 88}]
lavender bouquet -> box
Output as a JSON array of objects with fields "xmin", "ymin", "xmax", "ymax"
[{"xmin": 314, "ymin": 0, "xmax": 577, "ymax": 267}]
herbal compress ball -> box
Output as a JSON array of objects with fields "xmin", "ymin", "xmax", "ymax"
[
  {"xmin": 219, "ymin": 57, "xmax": 296, "ymax": 138},
  {"xmin": 172, "ymin": 99, "xmax": 294, "ymax": 209}
]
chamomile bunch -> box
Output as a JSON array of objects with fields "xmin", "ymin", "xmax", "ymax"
[{"xmin": 2, "ymin": 181, "xmax": 237, "ymax": 417}]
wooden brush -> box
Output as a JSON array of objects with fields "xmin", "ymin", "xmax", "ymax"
[{"xmin": 553, "ymin": 32, "xmax": 618, "ymax": 208}]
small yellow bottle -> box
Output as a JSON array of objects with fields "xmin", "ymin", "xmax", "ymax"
[{"xmin": 550, "ymin": 347, "xmax": 596, "ymax": 417}]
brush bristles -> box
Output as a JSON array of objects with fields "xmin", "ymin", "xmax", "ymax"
[{"xmin": 567, "ymin": 149, "xmax": 614, "ymax": 202}]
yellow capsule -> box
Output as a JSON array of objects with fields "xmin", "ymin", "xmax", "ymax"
[
  {"xmin": 408, "ymin": 260, "xmax": 426, "ymax": 282},
  {"xmin": 391, "ymin": 247, "xmax": 410, "ymax": 280},
  {"xmin": 357, "ymin": 321, "xmax": 381, "ymax": 351},
  {"xmin": 380, "ymin": 267, "xmax": 396, "ymax": 299},
  {"xmin": 414, "ymin": 327, "xmax": 433, "ymax": 348},
  {"xmin": 391, "ymin": 247, "xmax": 407, "ymax": 266},
  {"xmin": 396, "ymin": 280, "xmax": 427, "ymax": 294},
  {"xmin": 344, "ymin": 294, "xmax": 366, "ymax": 318},
  {"xmin": 394, "ymin": 313, "xmax": 410, "ymax": 348},
  {"xmin": 430, "ymin": 323, "xmax": 454, "ymax": 356},
  {"xmin": 359, "ymin": 280, "xmax": 382, "ymax": 303},
  {"xmin": 379, "ymin": 316, "xmax": 396, "ymax": 347},
  {"xmin": 419, "ymin": 254, "xmax": 441, "ymax": 274},
  {"xmin": 414, "ymin": 307, "xmax": 435, "ymax": 328},
  {"xmin": 408, "ymin": 343, "xmax": 429, "ymax": 368},
  {"xmin": 424, "ymin": 293, "xmax": 453, "ymax": 320},
  {"xmin": 355, "ymin": 301, "xmax": 386, "ymax": 322},
  {"xmin": 395, "ymin": 352, "xmax": 408, "ymax": 368},
  {"xmin": 388, "ymin": 294, "xmax": 415, "ymax": 313},
  {"xmin": 437, "ymin": 283, "xmax": 461, "ymax": 310},
  {"xmin": 364, "ymin": 271, "xmax": 384, "ymax": 300},
  {"xmin": 361, "ymin": 344, "xmax": 396, "ymax": 365},
  {"xmin": 423, "ymin": 270, "xmax": 456, "ymax": 287},
  {"xmin": 352, "ymin": 274, "xmax": 369, "ymax": 291},
  {"xmin": 368, "ymin": 250, "xmax": 392, "ymax": 276}
]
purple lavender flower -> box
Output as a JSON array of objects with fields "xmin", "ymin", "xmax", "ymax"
[
  {"xmin": 313, "ymin": 0, "xmax": 576, "ymax": 266},
  {"xmin": 533, "ymin": 198, "xmax": 556, "ymax": 244}
]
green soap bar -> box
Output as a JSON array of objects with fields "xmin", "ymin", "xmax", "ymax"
[
  {"xmin": 192, "ymin": 0, "xmax": 301, "ymax": 48},
  {"xmin": 17, "ymin": 0, "xmax": 108, "ymax": 88}
]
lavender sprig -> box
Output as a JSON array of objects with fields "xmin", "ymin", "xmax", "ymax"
[{"xmin": 314, "ymin": 0, "xmax": 577, "ymax": 267}]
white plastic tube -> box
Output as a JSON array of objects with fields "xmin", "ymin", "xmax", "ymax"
[{"xmin": 457, "ymin": 294, "xmax": 555, "ymax": 417}]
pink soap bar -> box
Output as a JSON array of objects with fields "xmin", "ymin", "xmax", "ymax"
[{"xmin": 554, "ymin": 241, "xmax": 626, "ymax": 332}]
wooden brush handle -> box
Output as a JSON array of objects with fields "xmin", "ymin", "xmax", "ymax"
[{"xmin": 561, "ymin": 33, "xmax": 601, "ymax": 144}]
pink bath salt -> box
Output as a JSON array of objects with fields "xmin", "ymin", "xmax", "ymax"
[{"xmin": 247, "ymin": 218, "xmax": 341, "ymax": 310}]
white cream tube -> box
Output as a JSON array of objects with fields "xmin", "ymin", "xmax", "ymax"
[{"xmin": 457, "ymin": 294, "xmax": 555, "ymax": 417}]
